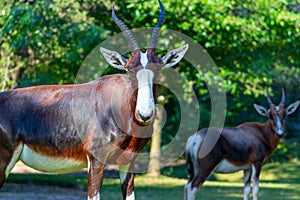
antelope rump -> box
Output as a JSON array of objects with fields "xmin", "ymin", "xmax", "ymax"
[
  {"xmin": 184, "ymin": 89, "xmax": 299, "ymax": 200},
  {"xmin": 0, "ymin": 1, "xmax": 189, "ymax": 200}
]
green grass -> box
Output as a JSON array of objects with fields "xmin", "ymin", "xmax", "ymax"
[{"xmin": 5, "ymin": 160, "xmax": 300, "ymax": 200}]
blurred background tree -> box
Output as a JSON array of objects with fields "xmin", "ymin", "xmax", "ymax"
[{"xmin": 1, "ymin": 0, "xmax": 300, "ymax": 167}]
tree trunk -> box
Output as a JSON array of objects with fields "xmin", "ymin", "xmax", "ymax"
[{"xmin": 147, "ymin": 96, "xmax": 165, "ymax": 176}]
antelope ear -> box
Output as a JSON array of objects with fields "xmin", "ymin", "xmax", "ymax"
[
  {"xmin": 286, "ymin": 100, "xmax": 300, "ymax": 115},
  {"xmin": 254, "ymin": 104, "xmax": 269, "ymax": 117},
  {"xmin": 100, "ymin": 47, "xmax": 127, "ymax": 71},
  {"xmin": 161, "ymin": 44, "xmax": 189, "ymax": 68}
]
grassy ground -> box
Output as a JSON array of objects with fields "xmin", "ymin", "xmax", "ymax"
[{"xmin": 5, "ymin": 160, "xmax": 300, "ymax": 200}]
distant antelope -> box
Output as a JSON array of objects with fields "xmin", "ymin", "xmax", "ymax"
[
  {"xmin": 184, "ymin": 89, "xmax": 299, "ymax": 200},
  {"xmin": 0, "ymin": 1, "xmax": 189, "ymax": 200}
]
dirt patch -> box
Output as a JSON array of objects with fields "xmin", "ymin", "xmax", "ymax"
[
  {"xmin": 1, "ymin": 161, "xmax": 119, "ymax": 200},
  {"xmin": 1, "ymin": 162, "xmax": 86, "ymax": 199},
  {"xmin": 0, "ymin": 183, "xmax": 86, "ymax": 200}
]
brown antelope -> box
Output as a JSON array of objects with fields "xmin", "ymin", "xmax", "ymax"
[
  {"xmin": 0, "ymin": 1, "xmax": 189, "ymax": 199},
  {"xmin": 184, "ymin": 89, "xmax": 299, "ymax": 200}
]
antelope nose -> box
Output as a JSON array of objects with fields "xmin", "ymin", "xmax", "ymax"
[
  {"xmin": 138, "ymin": 111, "xmax": 153, "ymax": 122},
  {"xmin": 276, "ymin": 129, "xmax": 284, "ymax": 137}
]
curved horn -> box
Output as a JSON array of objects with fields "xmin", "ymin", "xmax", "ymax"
[
  {"xmin": 148, "ymin": 0, "xmax": 165, "ymax": 49},
  {"xmin": 280, "ymin": 88, "xmax": 285, "ymax": 105},
  {"xmin": 266, "ymin": 89, "xmax": 273, "ymax": 105},
  {"xmin": 112, "ymin": 5, "xmax": 139, "ymax": 51}
]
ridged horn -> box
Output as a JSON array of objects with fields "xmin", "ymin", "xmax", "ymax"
[
  {"xmin": 280, "ymin": 88, "xmax": 285, "ymax": 105},
  {"xmin": 148, "ymin": 0, "xmax": 165, "ymax": 49},
  {"xmin": 266, "ymin": 89, "xmax": 273, "ymax": 105},
  {"xmin": 112, "ymin": 5, "xmax": 139, "ymax": 51}
]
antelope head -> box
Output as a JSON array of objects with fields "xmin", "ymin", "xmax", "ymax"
[
  {"xmin": 100, "ymin": 0, "xmax": 189, "ymax": 125},
  {"xmin": 254, "ymin": 89, "xmax": 300, "ymax": 137}
]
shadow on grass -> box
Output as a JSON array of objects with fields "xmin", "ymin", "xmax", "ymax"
[
  {"xmin": 6, "ymin": 169, "xmax": 119, "ymax": 191},
  {"xmin": 6, "ymin": 173, "xmax": 87, "ymax": 190},
  {"xmin": 161, "ymin": 164, "xmax": 187, "ymax": 179},
  {"xmin": 160, "ymin": 162, "xmax": 300, "ymax": 200},
  {"xmin": 261, "ymin": 161, "xmax": 300, "ymax": 184},
  {"xmin": 197, "ymin": 183, "xmax": 300, "ymax": 200},
  {"xmin": 4, "ymin": 161, "xmax": 300, "ymax": 200}
]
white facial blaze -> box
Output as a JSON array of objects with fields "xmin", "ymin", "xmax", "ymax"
[
  {"xmin": 273, "ymin": 105, "xmax": 284, "ymax": 136},
  {"xmin": 136, "ymin": 68, "xmax": 155, "ymax": 122},
  {"xmin": 274, "ymin": 115, "xmax": 284, "ymax": 136},
  {"xmin": 140, "ymin": 51, "xmax": 148, "ymax": 68}
]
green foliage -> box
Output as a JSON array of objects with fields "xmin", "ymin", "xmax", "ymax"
[
  {"xmin": 161, "ymin": 0, "xmax": 300, "ymax": 125},
  {"xmin": 122, "ymin": 0, "xmax": 300, "ymax": 150},
  {"xmin": 0, "ymin": 0, "xmax": 110, "ymax": 87},
  {"xmin": 269, "ymin": 141, "xmax": 300, "ymax": 162},
  {"xmin": 0, "ymin": 43, "xmax": 19, "ymax": 91}
]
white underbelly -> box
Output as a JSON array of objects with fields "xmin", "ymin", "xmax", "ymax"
[
  {"xmin": 214, "ymin": 159, "xmax": 250, "ymax": 174},
  {"xmin": 20, "ymin": 145, "xmax": 87, "ymax": 174}
]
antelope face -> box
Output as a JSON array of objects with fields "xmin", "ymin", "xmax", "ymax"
[
  {"xmin": 269, "ymin": 104, "xmax": 287, "ymax": 137},
  {"xmin": 100, "ymin": 0, "xmax": 189, "ymax": 125},
  {"xmin": 100, "ymin": 45, "xmax": 188, "ymax": 125},
  {"xmin": 130, "ymin": 50, "xmax": 160, "ymax": 124},
  {"xmin": 254, "ymin": 89, "xmax": 300, "ymax": 137}
]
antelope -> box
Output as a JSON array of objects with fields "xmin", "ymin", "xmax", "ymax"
[
  {"xmin": 184, "ymin": 89, "xmax": 299, "ymax": 200},
  {"xmin": 0, "ymin": 1, "xmax": 189, "ymax": 199}
]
